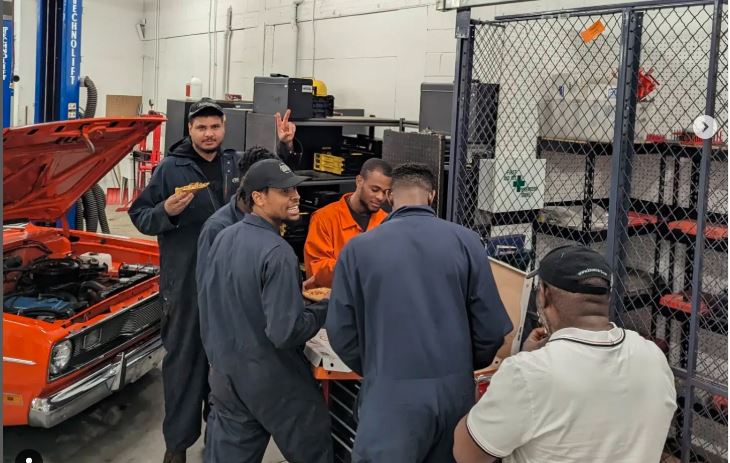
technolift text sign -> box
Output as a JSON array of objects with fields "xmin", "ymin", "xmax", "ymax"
[
  {"xmin": 3, "ymin": 14, "xmax": 12, "ymax": 127},
  {"xmin": 2, "ymin": 23, "xmax": 7, "ymax": 82},
  {"xmin": 61, "ymin": 0, "xmax": 81, "ymax": 119}
]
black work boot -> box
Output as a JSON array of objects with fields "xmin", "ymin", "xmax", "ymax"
[{"xmin": 163, "ymin": 450, "xmax": 186, "ymax": 463}]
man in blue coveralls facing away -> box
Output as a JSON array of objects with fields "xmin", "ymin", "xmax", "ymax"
[{"xmin": 327, "ymin": 162, "xmax": 512, "ymax": 462}]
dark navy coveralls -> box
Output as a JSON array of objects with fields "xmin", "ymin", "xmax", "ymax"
[
  {"xmin": 196, "ymin": 195, "xmax": 245, "ymax": 354},
  {"xmin": 198, "ymin": 214, "xmax": 332, "ymax": 463},
  {"xmin": 326, "ymin": 205, "xmax": 512, "ymax": 463},
  {"xmin": 196, "ymin": 195, "xmax": 245, "ymax": 288},
  {"xmin": 128, "ymin": 138, "xmax": 240, "ymax": 452}
]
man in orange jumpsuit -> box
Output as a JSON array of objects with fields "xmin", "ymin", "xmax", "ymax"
[{"xmin": 304, "ymin": 158, "xmax": 392, "ymax": 288}]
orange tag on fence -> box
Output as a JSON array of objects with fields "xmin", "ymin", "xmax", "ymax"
[{"xmin": 580, "ymin": 20, "xmax": 606, "ymax": 43}]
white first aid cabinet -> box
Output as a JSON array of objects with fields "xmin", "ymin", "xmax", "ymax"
[{"xmin": 477, "ymin": 157, "xmax": 547, "ymax": 213}]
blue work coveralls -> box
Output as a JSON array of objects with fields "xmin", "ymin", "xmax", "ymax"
[
  {"xmin": 326, "ymin": 205, "xmax": 512, "ymax": 462},
  {"xmin": 196, "ymin": 195, "xmax": 245, "ymax": 285},
  {"xmin": 196, "ymin": 195, "xmax": 245, "ymax": 359},
  {"xmin": 198, "ymin": 214, "xmax": 333, "ymax": 463}
]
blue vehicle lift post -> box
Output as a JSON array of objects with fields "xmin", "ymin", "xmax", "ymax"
[
  {"xmin": 35, "ymin": 0, "xmax": 83, "ymax": 228},
  {"xmin": 3, "ymin": 0, "xmax": 14, "ymax": 128}
]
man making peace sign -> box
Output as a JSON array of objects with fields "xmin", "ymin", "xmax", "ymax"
[{"xmin": 275, "ymin": 109, "xmax": 302, "ymax": 169}]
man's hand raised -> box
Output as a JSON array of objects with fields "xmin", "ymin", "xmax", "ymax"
[
  {"xmin": 275, "ymin": 109, "xmax": 296, "ymax": 151},
  {"xmin": 164, "ymin": 192, "xmax": 194, "ymax": 217}
]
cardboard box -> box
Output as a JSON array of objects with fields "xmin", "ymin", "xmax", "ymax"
[
  {"xmin": 305, "ymin": 330, "xmax": 352, "ymax": 373},
  {"xmin": 105, "ymin": 95, "xmax": 142, "ymax": 117}
]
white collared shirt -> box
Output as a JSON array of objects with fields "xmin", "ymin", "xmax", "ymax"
[{"xmin": 466, "ymin": 324, "xmax": 676, "ymax": 463}]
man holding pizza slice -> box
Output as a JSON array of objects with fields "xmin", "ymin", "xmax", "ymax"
[
  {"xmin": 129, "ymin": 97, "xmax": 302, "ymax": 463},
  {"xmin": 200, "ymin": 159, "xmax": 331, "ymax": 463}
]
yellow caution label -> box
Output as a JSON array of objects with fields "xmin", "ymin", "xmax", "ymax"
[
  {"xmin": 3, "ymin": 393, "xmax": 23, "ymax": 406},
  {"xmin": 580, "ymin": 20, "xmax": 605, "ymax": 43}
]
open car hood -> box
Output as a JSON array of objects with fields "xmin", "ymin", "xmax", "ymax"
[{"xmin": 3, "ymin": 116, "xmax": 165, "ymax": 222}]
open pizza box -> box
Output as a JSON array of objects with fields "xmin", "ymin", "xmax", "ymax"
[
  {"xmin": 305, "ymin": 257, "xmax": 533, "ymax": 374},
  {"xmin": 305, "ymin": 330, "xmax": 352, "ymax": 373}
]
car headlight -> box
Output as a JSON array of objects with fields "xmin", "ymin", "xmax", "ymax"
[{"xmin": 49, "ymin": 340, "xmax": 72, "ymax": 375}]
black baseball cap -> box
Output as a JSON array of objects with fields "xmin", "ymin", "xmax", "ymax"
[
  {"xmin": 188, "ymin": 97, "xmax": 224, "ymax": 119},
  {"xmin": 527, "ymin": 245, "xmax": 612, "ymax": 295},
  {"xmin": 243, "ymin": 159, "xmax": 309, "ymax": 195}
]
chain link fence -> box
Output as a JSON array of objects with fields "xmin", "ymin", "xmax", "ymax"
[{"xmin": 447, "ymin": 2, "xmax": 727, "ymax": 461}]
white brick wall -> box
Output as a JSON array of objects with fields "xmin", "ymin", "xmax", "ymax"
[
  {"xmin": 13, "ymin": 0, "xmax": 651, "ymax": 127},
  {"xmin": 133, "ymin": 0, "xmax": 637, "ymax": 122}
]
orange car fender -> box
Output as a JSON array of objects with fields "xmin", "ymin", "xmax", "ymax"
[{"xmin": 3, "ymin": 314, "xmax": 68, "ymax": 425}]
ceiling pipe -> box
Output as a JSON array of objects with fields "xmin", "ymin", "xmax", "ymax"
[
  {"xmin": 222, "ymin": 6, "xmax": 233, "ymax": 95},
  {"xmin": 153, "ymin": 0, "xmax": 160, "ymax": 110},
  {"xmin": 291, "ymin": 0, "xmax": 304, "ymax": 77}
]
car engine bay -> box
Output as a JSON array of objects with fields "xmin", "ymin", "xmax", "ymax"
[{"xmin": 3, "ymin": 252, "xmax": 159, "ymax": 322}]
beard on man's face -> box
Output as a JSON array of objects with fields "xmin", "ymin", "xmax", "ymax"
[
  {"xmin": 193, "ymin": 140, "xmax": 221, "ymax": 155},
  {"xmin": 357, "ymin": 195, "xmax": 373, "ymax": 213}
]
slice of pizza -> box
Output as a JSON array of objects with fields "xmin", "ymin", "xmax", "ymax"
[
  {"xmin": 303, "ymin": 287, "xmax": 331, "ymax": 302},
  {"xmin": 175, "ymin": 182, "xmax": 210, "ymax": 195}
]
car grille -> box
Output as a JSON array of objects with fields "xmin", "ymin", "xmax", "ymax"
[{"xmin": 57, "ymin": 296, "xmax": 162, "ymax": 378}]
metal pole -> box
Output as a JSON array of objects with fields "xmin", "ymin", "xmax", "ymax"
[
  {"xmin": 680, "ymin": 1, "xmax": 724, "ymax": 460},
  {"xmin": 606, "ymin": 9, "xmax": 643, "ymax": 323},
  {"xmin": 446, "ymin": 9, "xmax": 474, "ymax": 223},
  {"xmin": 582, "ymin": 150, "xmax": 597, "ymax": 237},
  {"xmin": 688, "ymin": 375, "xmax": 729, "ymax": 399},
  {"xmin": 222, "ymin": 5, "xmax": 232, "ymax": 95}
]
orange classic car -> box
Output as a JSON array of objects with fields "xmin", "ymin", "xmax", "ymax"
[{"xmin": 3, "ymin": 116, "xmax": 166, "ymax": 427}]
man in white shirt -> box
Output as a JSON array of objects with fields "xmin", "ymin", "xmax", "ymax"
[{"xmin": 453, "ymin": 245, "xmax": 677, "ymax": 463}]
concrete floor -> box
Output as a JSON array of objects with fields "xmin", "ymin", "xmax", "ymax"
[
  {"xmin": 3, "ymin": 207, "xmax": 286, "ymax": 463},
  {"xmin": 3, "ymin": 368, "xmax": 286, "ymax": 463}
]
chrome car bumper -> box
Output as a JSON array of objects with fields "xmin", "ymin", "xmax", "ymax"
[{"xmin": 28, "ymin": 335, "xmax": 164, "ymax": 428}]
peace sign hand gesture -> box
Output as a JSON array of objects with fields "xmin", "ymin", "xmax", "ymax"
[{"xmin": 275, "ymin": 109, "xmax": 296, "ymax": 151}]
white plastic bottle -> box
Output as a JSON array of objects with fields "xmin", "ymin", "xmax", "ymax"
[{"xmin": 189, "ymin": 76, "xmax": 203, "ymax": 99}]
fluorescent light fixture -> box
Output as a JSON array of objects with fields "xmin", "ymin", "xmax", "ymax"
[{"xmin": 439, "ymin": 0, "xmax": 537, "ymax": 11}]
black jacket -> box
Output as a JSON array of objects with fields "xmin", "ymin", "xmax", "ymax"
[
  {"xmin": 326, "ymin": 205, "xmax": 512, "ymax": 378},
  {"xmin": 276, "ymin": 140, "xmax": 304, "ymax": 170},
  {"xmin": 128, "ymin": 138, "xmax": 241, "ymax": 316}
]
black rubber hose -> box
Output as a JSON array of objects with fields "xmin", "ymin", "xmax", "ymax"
[
  {"xmin": 75, "ymin": 199, "xmax": 85, "ymax": 230},
  {"xmin": 81, "ymin": 190, "xmax": 99, "ymax": 232},
  {"xmin": 83, "ymin": 76, "xmax": 97, "ymax": 118},
  {"xmin": 92, "ymin": 184, "xmax": 110, "ymax": 234}
]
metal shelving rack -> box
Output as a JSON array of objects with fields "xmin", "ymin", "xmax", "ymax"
[{"xmin": 244, "ymin": 112, "xmax": 416, "ymax": 263}]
